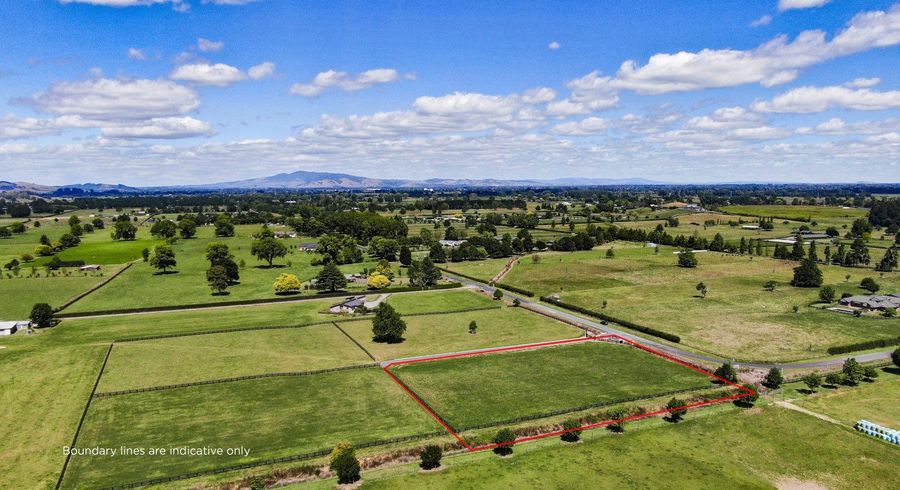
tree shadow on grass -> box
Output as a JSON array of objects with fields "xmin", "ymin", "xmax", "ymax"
[
  {"xmin": 153, "ymin": 270, "xmax": 179, "ymax": 275},
  {"xmin": 211, "ymin": 291, "xmax": 231, "ymax": 297},
  {"xmin": 254, "ymin": 264, "xmax": 287, "ymax": 269},
  {"xmin": 274, "ymin": 291, "xmax": 302, "ymax": 296},
  {"xmin": 372, "ymin": 336, "xmax": 406, "ymax": 344}
]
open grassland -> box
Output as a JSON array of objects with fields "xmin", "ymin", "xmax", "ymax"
[
  {"xmin": 720, "ymin": 204, "xmax": 868, "ymax": 221},
  {"xmin": 441, "ymin": 257, "xmax": 514, "ymax": 282},
  {"xmin": 391, "ymin": 341, "xmax": 714, "ymax": 429},
  {"xmin": 0, "ymin": 266, "xmax": 124, "ymax": 317},
  {"xmin": 97, "ymin": 323, "xmax": 373, "ymax": 392},
  {"xmin": 503, "ymin": 244, "xmax": 900, "ymax": 361},
  {"xmin": 341, "ymin": 306, "xmax": 580, "ymax": 361},
  {"xmin": 65, "ymin": 224, "xmax": 383, "ymax": 313},
  {"xmin": 313, "ymin": 406, "xmax": 900, "ymax": 490},
  {"xmin": 0, "ymin": 343, "xmax": 109, "ymax": 489},
  {"xmin": 794, "ymin": 368, "xmax": 900, "ymax": 428},
  {"xmin": 64, "ymin": 369, "xmax": 442, "ymax": 489},
  {"xmin": 382, "ymin": 288, "xmax": 496, "ymax": 314}
]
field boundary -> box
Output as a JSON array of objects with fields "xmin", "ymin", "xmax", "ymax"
[
  {"xmin": 332, "ymin": 322, "xmax": 377, "ymax": 362},
  {"xmin": 56, "ymin": 344, "xmax": 114, "ymax": 490},
  {"xmin": 55, "ymin": 283, "xmax": 462, "ymax": 318},
  {"xmin": 540, "ymin": 296, "xmax": 681, "ymax": 343},
  {"xmin": 383, "ymin": 334, "xmax": 754, "ymax": 451},
  {"xmin": 55, "ymin": 263, "xmax": 134, "ymax": 312},
  {"xmin": 93, "ymin": 362, "xmax": 380, "ymax": 397}
]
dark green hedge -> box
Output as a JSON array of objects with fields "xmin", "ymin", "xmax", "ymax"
[
  {"xmin": 826, "ymin": 336, "xmax": 900, "ymax": 355},
  {"xmin": 540, "ymin": 296, "xmax": 681, "ymax": 343},
  {"xmin": 493, "ymin": 282, "xmax": 536, "ymax": 297}
]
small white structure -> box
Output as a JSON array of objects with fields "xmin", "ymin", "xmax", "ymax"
[
  {"xmin": 741, "ymin": 225, "xmax": 760, "ymax": 230},
  {"xmin": 329, "ymin": 296, "xmax": 366, "ymax": 314},
  {"xmin": 80, "ymin": 264, "xmax": 101, "ymax": 271},
  {"xmin": 439, "ymin": 239, "xmax": 467, "ymax": 248},
  {"xmin": 0, "ymin": 321, "xmax": 29, "ymax": 336},
  {"xmin": 855, "ymin": 420, "xmax": 899, "ymax": 445}
]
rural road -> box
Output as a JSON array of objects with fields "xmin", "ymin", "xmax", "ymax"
[{"xmin": 441, "ymin": 272, "xmax": 895, "ymax": 371}]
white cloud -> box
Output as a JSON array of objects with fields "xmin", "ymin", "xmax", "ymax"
[
  {"xmin": 100, "ymin": 117, "xmax": 215, "ymax": 139},
  {"xmin": 567, "ymin": 4, "xmax": 900, "ymax": 94},
  {"xmin": 844, "ymin": 77, "xmax": 880, "ymax": 88},
  {"xmin": 59, "ymin": 0, "xmax": 188, "ymax": 10},
  {"xmin": 549, "ymin": 117, "xmax": 608, "ymax": 136},
  {"xmin": 0, "ymin": 114, "xmax": 62, "ymax": 139},
  {"xmin": 750, "ymin": 15, "xmax": 773, "ymax": 27},
  {"xmin": 521, "ymin": 87, "xmax": 557, "ymax": 104},
  {"xmin": 797, "ymin": 117, "xmax": 900, "ymax": 135},
  {"xmin": 548, "ymin": 41, "xmax": 561, "ymax": 50},
  {"xmin": 247, "ymin": 61, "xmax": 276, "ymax": 80},
  {"xmin": 778, "ymin": 0, "xmax": 830, "ymax": 11},
  {"xmin": 170, "ymin": 63, "xmax": 245, "ymax": 86},
  {"xmin": 685, "ymin": 107, "xmax": 763, "ymax": 130},
  {"xmin": 28, "ymin": 78, "xmax": 200, "ymax": 119},
  {"xmin": 127, "ymin": 47, "xmax": 147, "ymax": 60},
  {"xmin": 290, "ymin": 68, "xmax": 404, "ymax": 96},
  {"xmin": 197, "ymin": 38, "xmax": 224, "ymax": 53},
  {"xmin": 752, "ymin": 85, "xmax": 900, "ymax": 113}
]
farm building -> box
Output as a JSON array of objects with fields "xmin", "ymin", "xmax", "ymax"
[
  {"xmin": 328, "ymin": 294, "xmax": 389, "ymax": 314},
  {"xmin": 838, "ymin": 294, "xmax": 900, "ymax": 311},
  {"xmin": 274, "ymin": 231, "xmax": 297, "ymax": 239},
  {"xmin": 299, "ymin": 242, "xmax": 318, "ymax": 252},
  {"xmin": 80, "ymin": 264, "xmax": 101, "ymax": 271},
  {"xmin": 0, "ymin": 321, "xmax": 30, "ymax": 336},
  {"xmin": 439, "ymin": 239, "xmax": 467, "ymax": 248}
]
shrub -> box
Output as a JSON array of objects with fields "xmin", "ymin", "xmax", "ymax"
[
  {"xmin": 367, "ymin": 273, "xmax": 391, "ymax": 290},
  {"xmin": 492, "ymin": 428, "xmax": 516, "ymax": 456},
  {"xmin": 859, "ymin": 277, "xmax": 879, "ymax": 293},
  {"xmin": 714, "ymin": 362, "xmax": 737, "ymax": 383},
  {"xmin": 607, "ymin": 409, "xmax": 628, "ymax": 433},
  {"xmin": 818, "ymin": 285, "xmax": 835, "ymax": 303},
  {"xmin": 561, "ymin": 418, "xmax": 582, "ymax": 442},
  {"xmin": 802, "ymin": 373, "xmax": 822, "ymax": 392},
  {"xmin": 419, "ymin": 445, "xmax": 442, "ymax": 470},
  {"xmin": 665, "ymin": 398, "xmax": 687, "ymax": 422},
  {"xmin": 763, "ymin": 367, "xmax": 783, "ymax": 389},
  {"xmin": 676, "ymin": 250, "xmax": 697, "ymax": 268},
  {"xmin": 737, "ymin": 384, "xmax": 759, "ymax": 407},
  {"xmin": 328, "ymin": 442, "xmax": 360, "ymax": 484},
  {"xmin": 863, "ymin": 365, "xmax": 879, "ymax": 381},
  {"xmin": 841, "ymin": 358, "xmax": 864, "ymax": 385},
  {"xmin": 493, "ymin": 289, "xmax": 504, "ymax": 300},
  {"xmin": 372, "ymin": 302, "xmax": 406, "ymax": 343},
  {"xmin": 468, "ymin": 320, "xmax": 477, "ymax": 334},
  {"xmin": 824, "ymin": 372, "xmax": 843, "ymax": 386},
  {"xmin": 273, "ymin": 273, "xmax": 302, "ymax": 294}
]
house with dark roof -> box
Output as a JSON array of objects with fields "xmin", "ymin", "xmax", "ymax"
[{"xmin": 839, "ymin": 293, "xmax": 900, "ymax": 311}]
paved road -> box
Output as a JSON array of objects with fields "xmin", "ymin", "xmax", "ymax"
[{"xmin": 442, "ymin": 272, "xmax": 894, "ymax": 370}]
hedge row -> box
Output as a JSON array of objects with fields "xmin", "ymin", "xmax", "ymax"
[
  {"xmin": 493, "ymin": 282, "xmax": 536, "ymax": 297},
  {"xmin": 453, "ymin": 384, "xmax": 713, "ymax": 433},
  {"xmin": 93, "ymin": 362, "xmax": 379, "ymax": 398},
  {"xmin": 540, "ymin": 296, "xmax": 681, "ymax": 343},
  {"xmin": 56, "ymin": 283, "xmax": 462, "ymax": 318},
  {"xmin": 438, "ymin": 268, "xmax": 492, "ymax": 285},
  {"xmin": 102, "ymin": 429, "xmax": 449, "ymax": 490},
  {"xmin": 826, "ymin": 336, "xmax": 900, "ymax": 355}
]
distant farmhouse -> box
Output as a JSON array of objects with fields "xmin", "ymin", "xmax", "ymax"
[
  {"xmin": 329, "ymin": 295, "xmax": 389, "ymax": 314},
  {"xmin": 299, "ymin": 242, "xmax": 319, "ymax": 252},
  {"xmin": 839, "ymin": 293, "xmax": 900, "ymax": 312},
  {"xmin": 439, "ymin": 239, "xmax": 467, "ymax": 248}
]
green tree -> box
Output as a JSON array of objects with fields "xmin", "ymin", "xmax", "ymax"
[
  {"xmin": 561, "ymin": 418, "xmax": 583, "ymax": 441},
  {"xmin": 862, "ymin": 365, "xmax": 879, "ymax": 381},
  {"xmin": 206, "ymin": 265, "xmax": 230, "ymax": 295},
  {"xmin": 825, "ymin": 372, "xmax": 843, "ymax": 387},
  {"xmin": 790, "ymin": 258, "xmax": 822, "ymax": 287},
  {"xmin": 737, "ymin": 384, "xmax": 759, "ymax": 408},
  {"xmin": 492, "ymin": 428, "xmax": 516, "ymax": 456},
  {"xmin": 206, "ymin": 242, "xmax": 239, "ymax": 282},
  {"xmin": 890, "ymin": 348, "xmax": 899, "ymax": 368},
  {"xmin": 315, "ymin": 262, "xmax": 347, "ymax": 292},
  {"xmin": 419, "ymin": 445, "xmax": 442, "ymax": 470},
  {"xmin": 714, "ymin": 362, "xmax": 738, "ymax": 383},
  {"xmin": 399, "ymin": 245, "xmax": 412, "ymax": 266},
  {"xmin": 607, "ymin": 409, "xmax": 628, "ymax": 433},
  {"xmin": 468, "ymin": 320, "xmax": 477, "ymax": 334},
  {"xmin": 493, "ymin": 289, "xmax": 504, "ymax": 300},
  {"xmin": 251, "ymin": 236, "xmax": 288, "ymax": 267},
  {"xmin": 665, "ymin": 398, "xmax": 687, "ymax": 422},
  {"xmin": 605, "ymin": 248, "xmax": 615, "ymax": 259},
  {"xmin": 859, "ymin": 277, "xmax": 879, "ymax": 293},
  {"xmin": 149, "ymin": 245, "xmax": 177, "ymax": 273},
  {"xmin": 150, "ymin": 220, "xmax": 177, "ymax": 239},
  {"xmin": 763, "ymin": 280, "xmax": 777, "ymax": 292},
  {"xmin": 763, "ymin": 367, "xmax": 783, "ymax": 389},
  {"xmin": 842, "ymin": 358, "xmax": 864, "ymax": 385},
  {"xmin": 141, "ymin": 247, "xmax": 150, "ymax": 262},
  {"xmin": 214, "ymin": 215, "xmax": 235, "ymax": 237},
  {"xmin": 802, "ymin": 373, "xmax": 822, "ymax": 392},
  {"xmin": 328, "ymin": 442, "xmax": 360, "ymax": 485},
  {"xmin": 178, "ymin": 218, "xmax": 197, "ymax": 239},
  {"xmin": 372, "ymin": 302, "xmax": 406, "ymax": 343},
  {"xmin": 677, "ymin": 250, "xmax": 697, "ymax": 268},
  {"xmin": 111, "ymin": 220, "xmax": 137, "ymax": 240},
  {"xmin": 429, "ymin": 243, "xmax": 447, "ymax": 263},
  {"xmin": 818, "ymin": 285, "xmax": 835, "ymax": 303},
  {"xmin": 30, "ymin": 303, "xmax": 54, "ymax": 328}
]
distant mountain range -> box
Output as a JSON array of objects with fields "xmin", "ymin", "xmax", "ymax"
[{"xmin": 0, "ymin": 170, "xmax": 667, "ymax": 195}]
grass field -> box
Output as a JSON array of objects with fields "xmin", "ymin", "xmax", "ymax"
[
  {"xmin": 0, "ymin": 265, "xmax": 124, "ymax": 317},
  {"xmin": 319, "ymin": 406, "xmax": 900, "ymax": 490},
  {"xmin": 441, "ymin": 257, "xmax": 513, "ymax": 282},
  {"xmin": 64, "ymin": 368, "xmax": 443, "ymax": 488},
  {"xmin": 794, "ymin": 368, "xmax": 900, "ymax": 427},
  {"xmin": 341, "ymin": 306, "xmax": 580, "ymax": 361},
  {"xmin": 720, "ymin": 204, "xmax": 868, "ymax": 221},
  {"xmin": 391, "ymin": 341, "xmax": 714, "ymax": 429},
  {"xmin": 97, "ymin": 323, "xmax": 374, "ymax": 392},
  {"xmin": 63, "ymin": 224, "xmax": 383, "ymax": 313},
  {"xmin": 501, "ymin": 244, "xmax": 900, "ymax": 361}
]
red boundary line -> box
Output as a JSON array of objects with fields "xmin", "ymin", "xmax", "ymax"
[{"xmin": 382, "ymin": 333, "xmax": 755, "ymax": 451}]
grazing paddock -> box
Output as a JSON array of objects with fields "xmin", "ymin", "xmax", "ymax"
[
  {"xmin": 501, "ymin": 244, "xmax": 900, "ymax": 361},
  {"xmin": 389, "ymin": 341, "xmax": 714, "ymax": 430},
  {"xmin": 97, "ymin": 323, "xmax": 374, "ymax": 392},
  {"xmin": 794, "ymin": 368, "xmax": 900, "ymax": 428},
  {"xmin": 64, "ymin": 368, "xmax": 443, "ymax": 489},
  {"xmin": 340, "ymin": 306, "xmax": 581, "ymax": 361}
]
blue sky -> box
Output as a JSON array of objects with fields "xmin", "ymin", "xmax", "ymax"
[{"xmin": 0, "ymin": 0, "xmax": 898, "ymax": 185}]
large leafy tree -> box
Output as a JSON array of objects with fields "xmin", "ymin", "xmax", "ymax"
[
  {"xmin": 150, "ymin": 220, "xmax": 177, "ymax": 239},
  {"xmin": 328, "ymin": 442, "xmax": 360, "ymax": 485},
  {"xmin": 111, "ymin": 220, "xmax": 137, "ymax": 241},
  {"xmin": 315, "ymin": 262, "xmax": 347, "ymax": 292},
  {"xmin": 178, "ymin": 218, "xmax": 197, "ymax": 239},
  {"xmin": 206, "ymin": 242, "xmax": 239, "ymax": 282},
  {"xmin": 251, "ymin": 236, "xmax": 287, "ymax": 267},
  {"xmin": 207, "ymin": 265, "xmax": 230, "ymax": 295},
  {"xmin": 149, "ymin": 245, "xmax": 177, "ymax": 273},
  {"xmin": 372, "ymin": 302, "xmax": 406, "ymax": 343},
  {"xmin": 30, "ymin": 303, "xmax": 54, "ymax": 328},
  {"xmin": 790, "ymin": 258, "xmax": 822, "ymax": 287},
  {"xmin": 676, "ymin": 249, "xmax": 697, "ymax": 268},
  {"xmin": 273, "ymin": 273, "xmax": 303, "ymax": 294}
]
